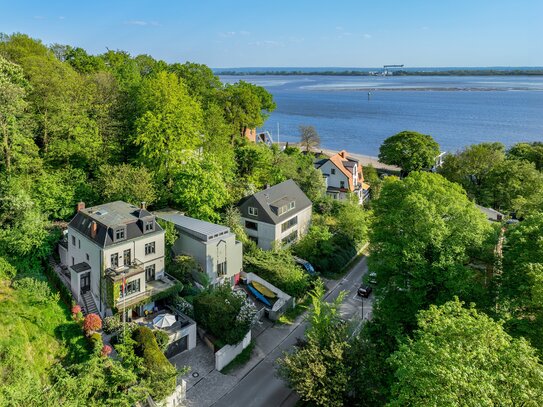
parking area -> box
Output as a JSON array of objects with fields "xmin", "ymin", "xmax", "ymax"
[{"xmin": 169, "ymin": 338, "xmax": 215, "ymax": 390}]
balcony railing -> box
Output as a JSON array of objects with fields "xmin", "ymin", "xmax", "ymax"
[{"xmin": 114, "ymin": 273, "xmax": 180, "ymax": 309}]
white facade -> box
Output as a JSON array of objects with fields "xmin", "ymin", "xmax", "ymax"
[
  {"xmin": 66, "ymin": 225, "xmax": 165, "ymax": 316},
  {"xmin": 242, "ymin": 206, "xmax": 312, "ymax": 250},
  {"xmin": 317, "ymin": 159, "xmax": 365, "ymax": 203},
  {"xmin": 172, "ymin": 230, "xmax": 242, "ymax": 286}
]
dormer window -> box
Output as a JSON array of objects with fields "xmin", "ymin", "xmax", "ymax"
[
  {"xmin": 331, "ymin": 168, "xmax": 336, "ymax": 175},
  {"xmin": 249, "ymin": 207, "xmax": 258, "ymax": 217},
  {"xmin": 115, "ymin": 227, "xmax": 126, "ymax": 241},
  {"xmin": 144, "ymin": 221, "xmax": 154, "ymax": 233}
]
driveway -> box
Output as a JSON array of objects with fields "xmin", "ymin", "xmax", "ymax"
[{"xmin": 213, "ymin": 255, "xmax": 372, "ymax": 407}]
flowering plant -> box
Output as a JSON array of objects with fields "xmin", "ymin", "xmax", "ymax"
[
  {"xmin": 83, "ymin": 313, "xmax": 102, "ymax": 335},
  {"xmin": 101, "ymin": 344, "xmax": 112, "ymax": 357}
]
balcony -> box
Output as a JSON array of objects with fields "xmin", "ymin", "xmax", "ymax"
[
  {"xmin": 114, "ymin": 273, "xmax": 181, "ymax": 309},
  {"xmin": 106, "ymin": 259, "xmax": 144, "ymax": 282}
]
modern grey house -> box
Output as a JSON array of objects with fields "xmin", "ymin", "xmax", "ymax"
[
  {"xmin": 59, "ymin": 201, "xmax": 179, "ymax": 317},
  {"xmin": 238, "ymin": 179, "xmax": 312, "ymax": 250},
  {"xmin": 156, "ymin": 211, "xmax": 243, "ymax": 287}
]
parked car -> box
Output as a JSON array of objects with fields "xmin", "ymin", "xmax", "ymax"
[
  {"xmin": 368, "ymin": 272, "xmax": 377, "ymax": 285},
  {"xmin": 293, "ymin": 256, "xmax": 317, "ymax": 276},
  {"xmin": 357, "ymin": 285, "xmax": 372, "ymax": 298}
]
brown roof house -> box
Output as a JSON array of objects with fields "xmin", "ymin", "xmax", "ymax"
[{"xmin": 314, "ymin": 150, "xmax": 370, "ymax": 204}]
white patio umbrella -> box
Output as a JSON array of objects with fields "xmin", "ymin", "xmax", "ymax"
[{"xmin": 152, "ymin": 313, "xmax": 176, "ymax": 328}]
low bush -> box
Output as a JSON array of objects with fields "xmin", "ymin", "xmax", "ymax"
[
  {"xmin": 83, "ymin": 314, "xmax": 102, "ymax": 335},
  {"xmin": 89, "ymin": 332, "xmax": 103, "ymax": 350},
  {"xmin": 133, "ymin": 326, "xmax": 177, "ymax": 400},
  {"xmin": 103, "ymin": 315, "xmax": 123, "ymax": 334},
  {"xmin": 169, "ymin": 296, "xmax": 194, "ymax": 318},
  {"xmin": 0, "ymin": 257, "xmax": 16, "ymax": 279},
  {"xmin": 12, "ymin": 277, "xmax": 59, "ymax": 304},
  {"xmin": 100, "ymin": 344, "xmax": 112, "ymax": 357},
  {"xmin": 154, "ymin": 330, "xmax": 170, "ymax": 352},
  {"xmin": 243, "ymin": 250, "xmax": 309, "ymax": 297},
  {"xmin": 193, "ymin": 284, "xmax": 256, "ymax": 345}
]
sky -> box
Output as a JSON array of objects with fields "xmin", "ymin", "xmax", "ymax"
[{"xmin": 1, "ymin": 0, "xmax": 542, "ymax": 68}]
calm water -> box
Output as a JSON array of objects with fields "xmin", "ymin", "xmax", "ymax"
[{"xmin": 220, "ymin": 75, "xmax": 543, "ymax": 156}]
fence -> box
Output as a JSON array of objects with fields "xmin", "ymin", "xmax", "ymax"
[{"xmin": 215, "ymin": 330, "xmax": 252, "ymax": 371}]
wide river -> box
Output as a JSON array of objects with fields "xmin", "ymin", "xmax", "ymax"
[{"xmin": 220, "ymin": 75, "xmax": 543, "ymax": 156}]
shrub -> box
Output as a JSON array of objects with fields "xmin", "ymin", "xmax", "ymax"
[
  {"xmin": 154, "ymin": 330, "xmax": 170, "ymax": 352},
  {"xmin": 101, "ymin": 344, "xmax": 112, "ymax": 357},
  {"xmin": 170, "ymin": 296, "xmax": 194, "ymax": 318},
  {"xmin": 0, "ymin": 257, "xmax": 16, "ymax": 279},
  {"xmin": 193, "ymin": 284, "xmax": 255, "ymax": 345},
  {"xmin": 12, "ymin": 277, "xmax": 59, "ymax": 304},
  {"xmin": 103, "ymin": 315, "xmax": 122, "ymax": 334},
  {"xmin": 89, "ymin": 332, "xmax": 103, "ymax": 350},
  {"xmin": 133, "ymin": 326, "xmax": 177, "ymax": 400},
  {"xmin": 71, "ymin": 304, "xmax": 82, "ymax": 315},
  {"xmin": 243, "ymin": 250, "xmax": 309, "ymax": 297},
  {"xmin": 83, "ymin": 313, "xmax": 102, "ymax": 335}
]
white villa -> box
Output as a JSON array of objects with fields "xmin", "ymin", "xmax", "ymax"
[{"xmin": 59, "ymin": 201, "xmax": 179, "ymax": 318}]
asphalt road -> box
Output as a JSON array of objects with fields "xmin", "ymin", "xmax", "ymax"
[{"xmin": 213, "ymin": 256, "xmax": 372, "ymax": 407}]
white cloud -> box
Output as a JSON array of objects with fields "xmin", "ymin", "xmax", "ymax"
[
  {"xmin": 248, "ymin": 40, "xmax": 283, "ymax": 47},
  {"xmin": 125, "ymin": 20, "xmax": 159, "ymax": 26},
  {"xmin": 220, "ymin": 31, "xmax": 237, "ymax": 37},
  {"xmin": 239, "ymin": 30, "xmax": 251, "ymax": 36},
  {"xmin": 58, "ymin": 16, "xmax": 65, "ymax": 20},
  {"xmin": 33, "ymin": 15, "xmax": 45, "ymax": 20},
  {"xmin": 364, "ymin": 33, "xmax": 372, "ymax": 39}
]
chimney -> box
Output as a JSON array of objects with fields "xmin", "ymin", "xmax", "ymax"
[
  {"xmin": 265, "ymin": 184, "xmax": 270, "ymax": 190},
  {"xmin": 339, "ymin": 150, "xmax": 346, "ymax": 159},
  {"xmin": 77, "ymin": 202, "xmax": 85, "ymax": 212},
  {"xmin": 90, "ymin": 221, "xmax": 97, "ymax": 239},
  {"xmin": 140, "ymin": 201, "xmax": 146, "ymax": 210}
]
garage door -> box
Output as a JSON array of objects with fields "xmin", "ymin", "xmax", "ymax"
[{"xmin": 166, "ymin": 335, "xmax": 188, "ymax": 358}]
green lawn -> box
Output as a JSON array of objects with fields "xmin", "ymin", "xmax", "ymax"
[{"xmin": 0, "ymin": 279, "xmax": 89, "ymax": 403}]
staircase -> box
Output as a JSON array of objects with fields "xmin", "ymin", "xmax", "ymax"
[{"xmin": 81, "ymin": 291, "xmax": 99, "ymax": 316}]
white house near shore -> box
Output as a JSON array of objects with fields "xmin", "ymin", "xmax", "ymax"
[
  {"xmin": 156, "ymin": 211, "xmax": 243, "ymax": 287},
  {"xmin": 314, "ymin": 150, "xmax": 370, "ymax": 204},
  {"xmin": 59, "ymin": 201, "xmax": 179, "ymax": 318},
  {"xmin": 238, "ymin": 179, "xmax": 312, "ymax": 250}
]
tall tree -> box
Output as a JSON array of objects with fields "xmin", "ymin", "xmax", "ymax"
[
  {"xmin": 501, "ymin": 214, "xmax": 543, "ymax": 352},
  {"xmin": 508, "ymin": 141, "xmax": 543, "ymax": 171},
  {"xmin": 134, "ymin": 71, "xmax": 203, "ymax": 184},
  {"xmin": 96, "ymin": 164, "xmax": 157, "ymax": 207},
  {"xmin": 369, "ymin": 172, "xmax": 491, "ymax": 333},
  {"xmin": 299, "ymin": 125, "xmax": 320, "ymax": 152},
  {"xmin": 439, "ymin": 142, "xmax": 505, "ymax": 201},
  {"xmin": 221, "ymin": 80, "xmax": 275, "ymax": 139},
  {"xmin": 378, "ymin": 131, "xmax": 440, "ymax": 176},
  {"xmin": 0, "ymin": 55, "xmax": 40, "ymax": 173},
  {"xmin": 389, "ymin": 299, "xmax": 543, "ymax": 406},
  {"xmin": 278, "ymin": 280, "xmax": 349, "ymax": 407}
]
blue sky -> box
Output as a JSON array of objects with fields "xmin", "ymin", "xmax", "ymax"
[{"xmin": 1, "ymin": 0, "xmax": 542, "ymax": 68}]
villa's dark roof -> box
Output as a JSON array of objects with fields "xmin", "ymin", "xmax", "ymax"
[
  {"xmin": 68, "ymin": 201, "xmax": 163, "ymax": 247},
  {"xmin": 238, "ymin": 179, "xmax": 312, "ymax": 225}
]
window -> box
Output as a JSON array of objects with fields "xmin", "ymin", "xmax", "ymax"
[
  {"xmin": 281, "ymin": 216, "xmax": 298, "ymax": 233},
  {"xmin": 145, "ymin": 264, "xmax": 155, "ymax": 282},
  {"xmin": 249, "ymin": 236, "xmax": 258, "ymax": 244},
  {"xmin": 340, "ymin": 181, "xmax": 345, "ymax": 189},
  {"xmin": 86, "ymin": 253, "xmax": 89, "ymax": 261},
  {"xmin": 281, "ymin": 230, "xmax": 298, "ymax": 245},
  {"xmin": 119, "ymin": 279, "xmax": 141, "ymax": 298},
  {"xmin": 277, "ymin": 201, "xmax": 296, "ymax": 216},
  {"xmin": 217, "ymin": 261, "xmax": 227, "ymax": 276},
  {"xmin": 78, "ymin": 239, "xmax": 81, "ymax": 249},
  {"xmin": 245, "ymin": 221, "xmax": 258, "ymax": 231},
  {"xmin": 145, "ymin": 242, "xmax": 156, "ymax": 255},
  {"xmin": 72, "ymin": 236, "xmax": 76, "ymax": 246},
  {"xmin": 248, "ymin": 207, "xmax": 258, "ymax": 216},
  {"xmin": 289, "ymin": 201, "xmax": 296, "ymax": 211},
  {"xmin": 144, "ymin": 221, "xmax": 154, "ymax": 232},
  {"xmin": 111, "ymin": 253, "xmax": 119, "ymax": 268},
  {"xmin": 115, "ymin": 227, "xmax": 125, "ymax": 241},
  {"xmin": 331, "ymin": 168, "xmax": 336, "ymax": 175},
  {"xmin": 71, "ymin": 257, "xmax": 75, "ymax": 266},
  {"xmin": 123, "ymin": 249, "xmax": 131, "ymax": 266}
]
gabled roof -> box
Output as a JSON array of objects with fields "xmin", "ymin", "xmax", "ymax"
[
  {"xmin": 315, "ymin": 150, "xmax": 364, "ymax": 192},
  {"xmin": 68, "ymin": 201, "xmax": 163, "ymax": 247},
  {"xmin": 238, "ymin": 179, "xmax": 312, "ymax": 225}
]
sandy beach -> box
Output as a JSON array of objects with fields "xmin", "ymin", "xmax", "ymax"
[{"xmin": 276, "ymin": 142, "xmax": 401, "ymax": 173}]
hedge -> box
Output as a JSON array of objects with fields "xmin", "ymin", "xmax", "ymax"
[{"xmin": 133, "ymin": 326, "xmax": 177, "ymax": 400}]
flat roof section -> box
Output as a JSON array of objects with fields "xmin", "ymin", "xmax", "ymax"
[{"xmin": 155, "ymin": 212, "xmax": 230, "ymax": 242}]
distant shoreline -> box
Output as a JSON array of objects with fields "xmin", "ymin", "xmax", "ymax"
[{"xmin": 218, "ymin": 69, "xmax": 543, "ymax": 77}]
